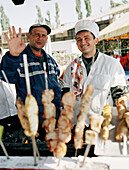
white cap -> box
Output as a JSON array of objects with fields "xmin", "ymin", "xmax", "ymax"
[{"xmin": 75, "ymin": 20, "xmax": 99, "ymax": 38}]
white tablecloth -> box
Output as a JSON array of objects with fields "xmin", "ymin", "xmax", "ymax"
[{"xmin": 0, "ymin": 156, "xmax": 128, "ymax": 170}]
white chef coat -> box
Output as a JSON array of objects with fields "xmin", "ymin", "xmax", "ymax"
[{"xmin": 63, "ymin": 52, "xmax": 127, "ymax": 126}]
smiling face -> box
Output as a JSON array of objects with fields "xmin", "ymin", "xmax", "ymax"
[
  {"xmin": 76, "ymin": 30, "xmax": 99, "ymax": 58},
  {"xmin": 27, "ymin": 27, "xmax": 48, "ymax": 55}
]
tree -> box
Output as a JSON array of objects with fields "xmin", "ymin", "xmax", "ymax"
[
  {"xmin": 75, "ymin": 0, "xmax": 83, "ymax": 20},
  {"xmin": 110, "ymin": 0, "xmax": 121, "ymax": 8},
  {"xmin": 122, "ymin": 0, "xmax": 128, "ymax": 4},
  {"xmin": 0, "ymin": 5, "xmax": 10, "ymax": 32},
  {"xmin": 36, "ymin": 5, "xmax": 43, "ymax": 24},
  {"xmin": 45, "ymin": 10, "xmax": 51, "ymax": 27},
  {"xmin": 84, "ymin": 0, "xmax": 92, "ymax": 17},
  {"xmin": 55, "ymin": 2, "xmax": 60, "ymax": 28}
]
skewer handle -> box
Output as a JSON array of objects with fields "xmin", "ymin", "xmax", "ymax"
[{"xmin": 23, "ymin": 54, "xmax": 31, "ymax": 94}]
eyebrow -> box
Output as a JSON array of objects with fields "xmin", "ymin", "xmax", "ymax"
[{"xmin": 76, "ymin": 35, "xmax": 90, "ymax": 39}]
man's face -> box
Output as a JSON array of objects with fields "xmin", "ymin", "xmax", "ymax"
[
  {"xmin": 76, "ymin": 30, "xmax": 98, "ymax": 58},
  {"xmin": 27, "ymin": 27, "xmax": 48, "ymax": 51}
]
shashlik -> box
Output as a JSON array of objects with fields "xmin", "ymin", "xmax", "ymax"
[
  {"xmin": 53, "ymin": 91, "xmax": 76, "ymax": 159},
  {"xmin": 85, "ymin": 115, "xmax": 104, "ymax": 145},
  {"xmin": 42, "ymin": 89, "xmax": 57, "ymax": 152},
  {"xmin": 74, "ymin": 84, "xmax": 94, "ymax": 149},
  {"xmin": 101, "ymin": 104, "xmax": 112, "ymax": 140},
  {"xmin": 16, "ymin": 95, "xmax": 39, "ymax": 137},
  {"xmin": 115, "ymin": 95, "xmax": 129, "ymax": 142}
]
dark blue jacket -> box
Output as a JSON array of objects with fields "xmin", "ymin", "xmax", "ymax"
[{"xmin": 0, "ymin": 45, "xmax": 62, "ymax": 124}]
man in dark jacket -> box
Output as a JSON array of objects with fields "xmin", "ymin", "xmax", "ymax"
[{"xmin": 0, "ymin": 24, "xmax": 62, "ymax": 138}]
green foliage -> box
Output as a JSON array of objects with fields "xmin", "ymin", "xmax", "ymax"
[
  {"xmin": 75, "ymin": 0, "xmax": 83, "ymax": 20},
  {"xmin": 36, "ymin": 5, "xmax": 43, "ymax": 24},
  {"xmin": 110, "ymin": 0, "xmax": 121, "ymax": 8},
  {"xmin": 45, "ymin": 10, "xmax": 51, "ymax": 27},
  {"xmin": 55, "ymin": 2, "xmax": 60, "ymax": 28},
  {"xmin": 84, "ymin": 0, "xmax": 92, "ymax": 17},
  {"xmin": 0, "ymin": 5, "xmax": 10, "ymax": 32}
]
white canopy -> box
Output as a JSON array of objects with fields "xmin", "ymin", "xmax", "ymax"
[{"xmin": 99, "ymin": 12, "xmax": 129, "ymax": 41}]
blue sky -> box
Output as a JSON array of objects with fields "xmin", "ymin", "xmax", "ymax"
[{"xmin": 0, "ymin": 0, "xmax": 127, "ymax": 34}]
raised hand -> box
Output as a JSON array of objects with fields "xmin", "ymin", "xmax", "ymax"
[{"xmin": 4, "ymin": 26, "xmax": 26, "ymax": 56}]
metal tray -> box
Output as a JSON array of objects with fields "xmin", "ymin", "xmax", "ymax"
[{"xmin": 94, "ymin": 107, "xmax": 129, "ymax": 156}]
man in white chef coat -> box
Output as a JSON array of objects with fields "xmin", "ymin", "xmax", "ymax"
[{"xmin": 63, "ymin": 20, "xmax": 128, "ymax": 156}]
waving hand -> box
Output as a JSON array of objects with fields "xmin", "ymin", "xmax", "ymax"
[{"xmin": 4, "ymin": 26, "xmax": 26, "ymax": 56}]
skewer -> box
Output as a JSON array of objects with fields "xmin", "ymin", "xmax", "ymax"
[
  {"xmin": 31, "ymin": 136, "xmax": 41, "ymax": 160},
  {"xmin": 43, "ymin": 62, "xmax": 48, "ymax": 89},
  {"xmin": 23, "ymin": 54, "xmax": 31, "ymax": 94},
  {"xmin": 23, "ymin": 54, "xmax": 39, "ymax": 166},
  {"xmin": 57, "ymin": 159, "xmax": 61, "ymax": 167},
  {"xmin": 0, "ymin": 126, "xmax": 9, "ymax": 159},
  {"xmin": 1, "ymin": 70, "xmax": 15, "ymax": 101},
  {"xmin": 80, "ymin": 144, "xmax": 91, "ymax": 167},
  {"xmin": 123, "ymin": 134, "xmax": 127, "ymax": 156},
  {"xmin": 32, "ymin": 136, "xmax": 37, "ymax": 166},
  {"xmin": 75, "ymin": 149, "xmax": 78, "ymax": 157}
]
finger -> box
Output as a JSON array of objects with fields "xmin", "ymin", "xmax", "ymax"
[
  {"xmin": 12, "ymin": 26, "xmax": 17, "ymax": 38},
  {"xmin": 18, "ymin": 27, "xmax": 22, "ymax": 38},
  {"xmin": 9, "ymin": 27, "xmax": 13, "ymax": 39},
  {"xmin": 4, "ymin": 33, "xmax": 9, "ymax": 42}
]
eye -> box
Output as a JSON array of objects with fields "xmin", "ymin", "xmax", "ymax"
[
  {"xmin": 76, "ymin": 39, "xmax": 82, "ymax": 42},
  {"xmin": 42, "ymin": 34, "xmax": 47, "ymax": 38}
]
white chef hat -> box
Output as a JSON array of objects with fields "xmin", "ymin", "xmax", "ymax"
[{"xmin": 75, "ymin": 20, "xmax": 99, "ymax": 38}]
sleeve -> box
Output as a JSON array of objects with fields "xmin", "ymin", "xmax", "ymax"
[
  {"xmin": 111, "ymin": 59, "xmax": 127, "ymax": 87},
  {"xmin": 63, "ymin": 64, "xmax": 72, "ymax": 88},
  {"xmin": 0, "ymin": 51, "xmax": 20, "ymax": 84},
  {"xmin": 111, "ymin": 85, "xmax": 128, "ymax": 106},
  {"xmin": 110, "ymin": 59, "xmax": 128, "ymax": 106}
]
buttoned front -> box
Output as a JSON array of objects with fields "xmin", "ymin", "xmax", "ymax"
[{"xmin": 63, "ymin": 52, "xmax": 127, "ymax": 126}]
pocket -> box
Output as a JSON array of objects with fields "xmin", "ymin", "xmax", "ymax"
[
  {"xmin": 90, "ymin": 74, "xmax": 111, "ymax": 113},
  {"xmin": 91, "ymin": 74, "xmax": 111, "ymax": 90}
]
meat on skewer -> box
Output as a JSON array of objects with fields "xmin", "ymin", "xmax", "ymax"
[
  {"xmin": 101, "ymin": 104, "xmax": 112, "ymax": 140},
  {"xmin": 74, "ymin": 84, "xmax": 94, "ymax": 150},
  {"xmin": 42, "ymin": 89, "xmax": 57, "ymax": 152},
  {"xmin": 53, "ymin": 91, "xmax": 76, "ymax": 159},
  {"xmin": 115, "ymin": 119, "xmax": 129, "ymax": 141},
  {"xmin": 16, "ymin": 96, "xmax": 39, "ymax": 137},
  {"xmin": 25, "ymin": 94, "xmax": 39, "ymax": 136}
]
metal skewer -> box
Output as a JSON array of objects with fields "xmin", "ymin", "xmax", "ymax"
[
  {"xmin": 1, "ymin": 70, "xmax": 15, "ymax": 101},
  {"xmin": 0, "ymin": 126, "xmax": 9, "ymax": 159},
  {"xmin": 43, "ymin": 62, "xmax": 48, "ymax": 89},
  {"xmin": 23, "ymin": 54, "xmax": 40, "ymax": 166},
  {"xmin": 0, "ymin": 140, "xmax": 9, "ymax": 159},
  {"xmin": 80, "ymin": 144, "xmax": 91, "ymax": 167},
  {"xmin": 123, "ymin": 134, "xmax": 127, "ymax": 156}
]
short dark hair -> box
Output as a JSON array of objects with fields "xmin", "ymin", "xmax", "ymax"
[
  {"xmin": 76, "ymin": 30, "xmax": 95, "ymax": 39},
  {"xmin": 29, "ymin": 24, "xmax": 51, "ymax": 35}
]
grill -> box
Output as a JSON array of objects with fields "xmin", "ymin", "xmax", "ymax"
[{"xmin": 0, "ymin": 123, "xmax": 87, "ymax": 157}]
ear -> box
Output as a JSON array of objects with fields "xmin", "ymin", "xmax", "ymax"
[
  {"xmin": 27, "ymin": 33, "xmax": 30, "ymax": 40},
  {"xmin": 95, "ymin": 38, "xmax": 99, "ymax": 45}
]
